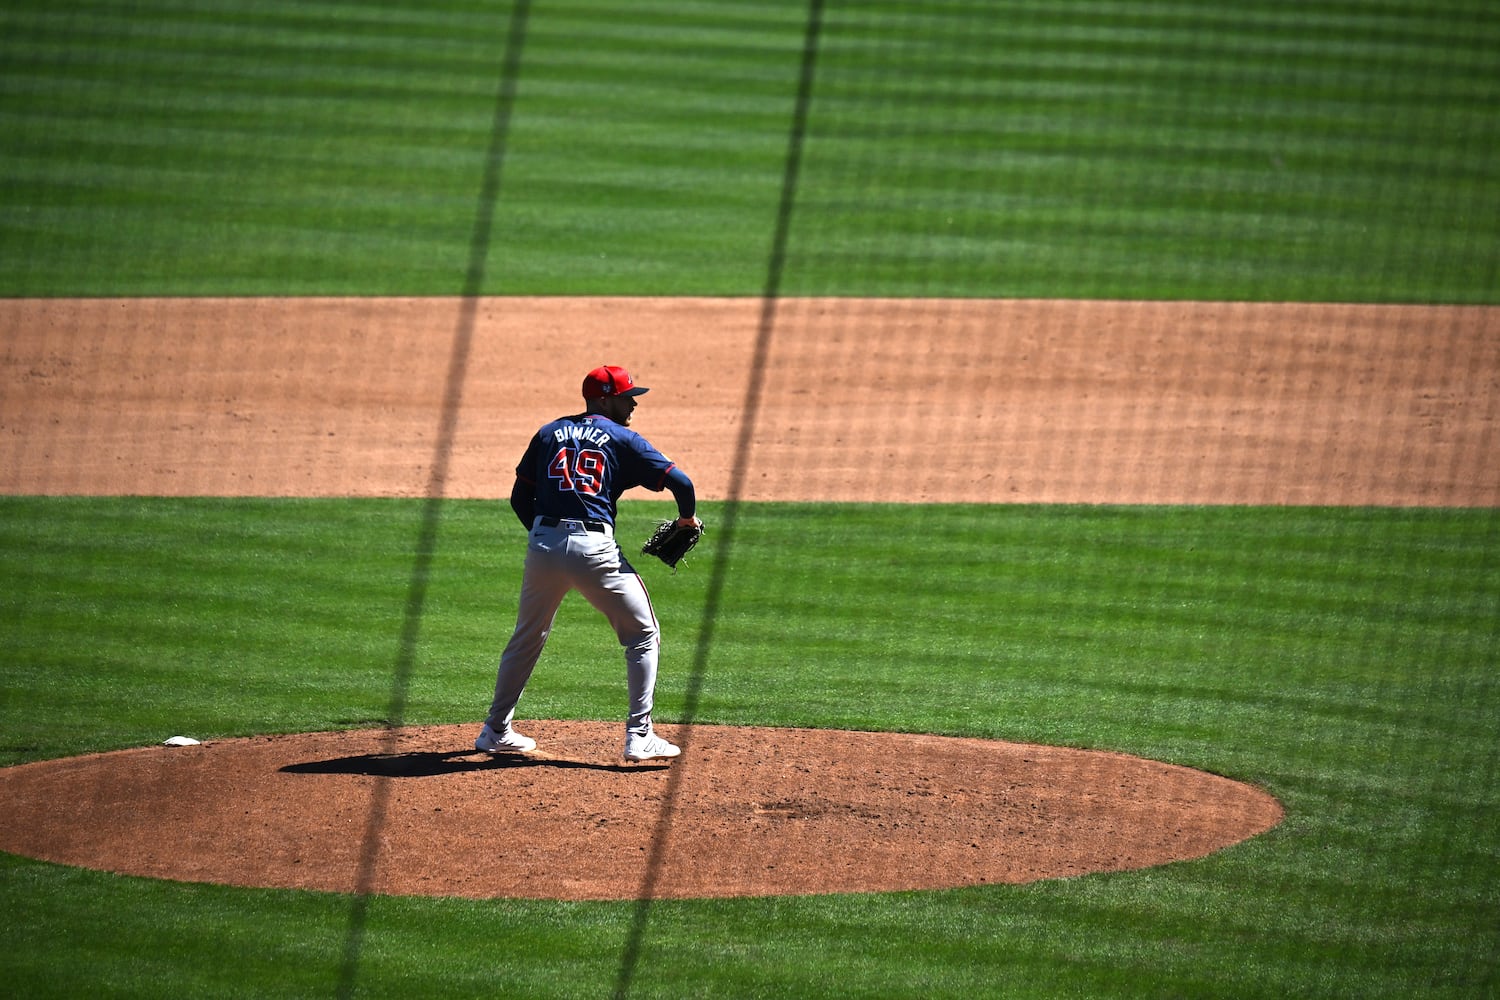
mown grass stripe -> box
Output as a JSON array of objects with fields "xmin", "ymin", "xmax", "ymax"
[
  {"xmin": 3, "ymin": 0, "xmax": 1495, "ymax": 298},
  {"xmin": 2, "ymin": 496, "xmax": 1495, "ymax": 995}
]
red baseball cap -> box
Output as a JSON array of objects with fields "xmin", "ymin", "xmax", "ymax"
[{"xmin": 582, "ymin": 365, "xmax": 650, "ymax": 400}]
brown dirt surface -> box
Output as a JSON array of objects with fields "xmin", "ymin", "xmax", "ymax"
[
  {"xmin": 2, "ymin": 296, "xmax": 1495, "ymax": 504},
  {"xmin": 2, "ymin": 295, "xmax": 1493, "ymax": 899},
  {"xmin": 0, "ymin": 722, "xmax": 1282, "ymax": 900}
]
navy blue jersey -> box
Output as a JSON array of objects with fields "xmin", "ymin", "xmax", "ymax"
[{"xmin": 516, "ymin": 413, "xmax": 678, "ymax": 525}]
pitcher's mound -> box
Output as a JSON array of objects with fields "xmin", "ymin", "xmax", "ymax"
[{"xmin": 0, "ymin": 722, "xmax": 1281, "ymax": 900}]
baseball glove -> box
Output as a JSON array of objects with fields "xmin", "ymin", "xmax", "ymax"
[{"xmin": 641, "ymin": 517, "xmax": 704, "ymax": 571}]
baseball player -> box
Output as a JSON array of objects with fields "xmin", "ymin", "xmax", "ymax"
[{"xmin": 475, "ymin": 365, "xmax": 701, "ymax": 762}]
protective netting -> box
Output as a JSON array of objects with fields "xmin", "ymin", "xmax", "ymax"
[{"xmin": 1, "ymin": 2, "xmax": 1496, "ymax": 997}]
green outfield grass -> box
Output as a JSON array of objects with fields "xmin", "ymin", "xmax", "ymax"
[
  {"xmin": 2, "ymin": 0, "xmax": 1497, "ymax": 301},
  {"xmin": 2, "ymin": 497, "xmax": 1496, "ymax": 997},
  {"xmin": 2, "ymin": 0, "xmax": 1498, "ymax": 996}
]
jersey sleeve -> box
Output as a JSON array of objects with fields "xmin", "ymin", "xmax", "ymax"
[
  {"xmin": 661, "ymin": 465, "xmax": 696, "ymax": 518},
  {"xmin": 621, "ymin": 432, "xmax": 680, "ymax": 492},
  {"xmin": 514, "ymin": 432, "xmax": 544, "ymax": 485}
]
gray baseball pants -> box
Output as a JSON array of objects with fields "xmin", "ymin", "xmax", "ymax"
[{"xmin": 485, "ymin": 518, "xmax": 660, "ymax": 738}]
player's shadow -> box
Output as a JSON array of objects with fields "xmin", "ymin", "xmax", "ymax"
[{"xmin": 280, "ymin": 750, "xmax": 662, "ymax": 778}]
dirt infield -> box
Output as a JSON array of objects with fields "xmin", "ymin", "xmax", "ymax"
[
  {"xmin": 3, "ymin": 297, "xmax": 1495, "ymax": 504},
  {"xmin": 0, "ymin": 723, "xmax": 1282, "ymax": 900},
  {"xmin": 1, "ymin": 296, "xmax": 1494, "ymax": 899}
]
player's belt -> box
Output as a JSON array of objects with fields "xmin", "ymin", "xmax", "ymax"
[{"xmin": 538, "ymin": 516, "xmax": 611, "ymax": 533}]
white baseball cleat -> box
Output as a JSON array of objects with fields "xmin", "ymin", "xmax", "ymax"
[
  {"xmin": 624, "ymin": 731, "xmax": 680, "ymax": 762},
  {"xmin": 475, "ymin": 723, "xmax": 536, "ymax": 754}
]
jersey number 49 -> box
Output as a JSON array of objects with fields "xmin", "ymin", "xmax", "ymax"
[{"xmin": 548, "ymin": 447, "xmax": 605, "ymax": 496}]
